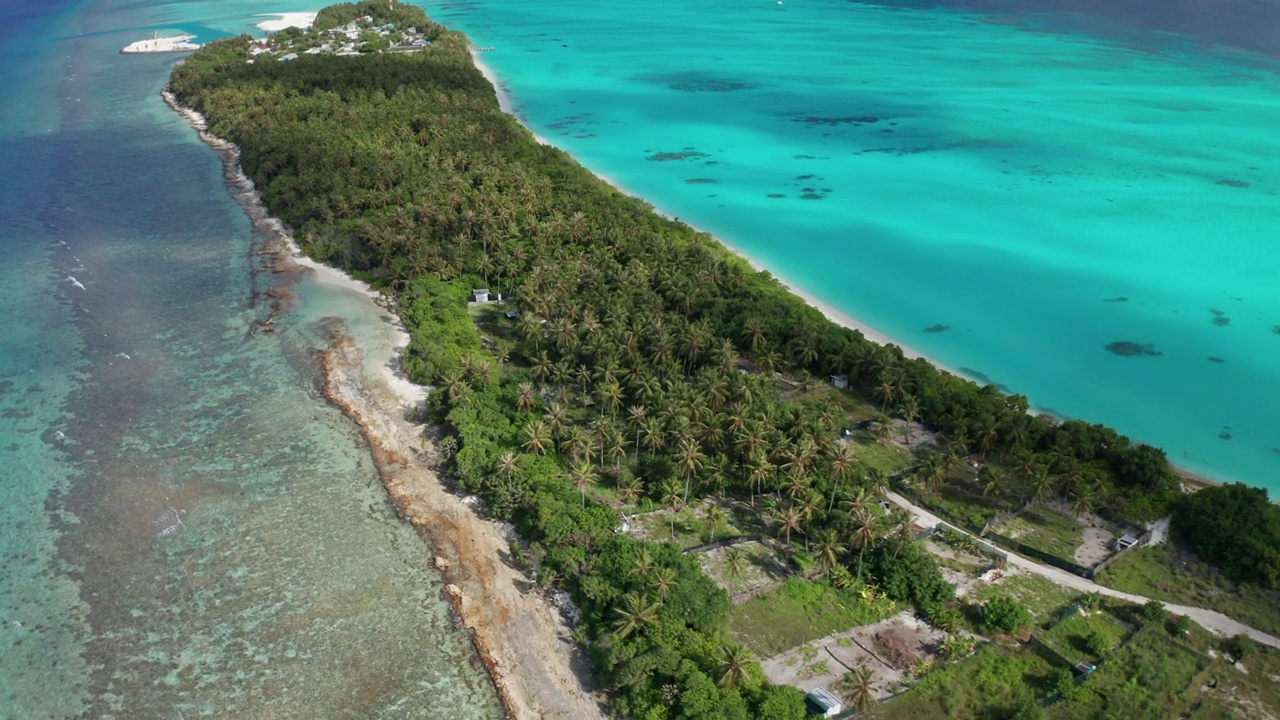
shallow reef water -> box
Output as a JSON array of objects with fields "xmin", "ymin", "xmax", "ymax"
[{"xmin": 430, "ymin": 0, "xmax": 1280, "ymax": 488}]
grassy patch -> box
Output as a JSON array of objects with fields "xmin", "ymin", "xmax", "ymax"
[
  {"xmin": 729, "ymin": 578, "xmax": 899, "ymax": 656},
  {"xmin": 1095, "ymin": 543, "xmax": 1280, "ymax": 637},
  {"xmin": 999, "ymin": 506, "xmax": 1083, "ymax": 561},
  {"xmin": 1189, "ymin": 646, "xmax": 1280, "ymax": 718},
  {"xmin": 1052, "ymin": 626, "xmax": 1210, "ymax": 720},
  {"xmin": 850, "ymin": 438, "xmax": 912, "ymax": 477},
  {"xmin": 1039, "ymin": 611, "xmax": 1132, "ymax": 664},
  {"xmin": 970, "ymin": 573, "xmax": 1080, "ymax": 625},
  {"xmin": 868, "ymin": 644, "xmax": 1055, "ymax": 719}
]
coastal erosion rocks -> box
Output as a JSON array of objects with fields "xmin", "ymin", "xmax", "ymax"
[
  {"xmin": 164, "ymin": 86, "xmax": 603, "ymax": 720},
  {"xmin": 318, "ymin": 331, "xmax": 605, "ymax": 720}
]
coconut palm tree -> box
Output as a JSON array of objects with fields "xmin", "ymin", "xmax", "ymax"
[
  {"xmin": 848, "ymin": 665, "xmax": 876, "ymax": 710},
  {"xmin": 660, "ymin": 479, "xmax": 685, "ymax": 541},
  {"xmin": 723, "ymin": 547, "xmax": 748, "ymax": 593},
  {"xmin": 617, "ymin": 475, "xmax": 643, "ymax": 506},
  {"xmin": 851, "ymin": 509, "xmax": 879, "ymax": 579},
  {"xmin": 570, "ymin": 461, "xmax": 594, "ymax": 507},
  {"xmin": 677, "ymin": 437, "xmax": 706, "ymax": 506},
  {"xmin": 651, "ymin": 567, "xmax": 677, "ymax": 599},
  {"xmin": 814, "ymin": 529, "xmax": 847, "ymax": 580},
  {"xmin": 775, "ymin": 505, "xmax": 806, "ymax": 549},
  {"xmin": 631, "ymin": 549, "xmax": 655, "ymax": 579},
  {"xmin": 522, "ymin": 419, "xmax": 551, "ymax": 455},
  {"xmin": 613, "ymin": 593, "xmax": 661, "ymax": 639},
  {"xmin": 717, "ymin": 643, "xmax": 755, "ymax": 689},
  {"xmin": 828, "ymin": 442, "xmax": 855, "ymax": 514},
  {"xmin": 515, "ymin": 382, "xmax": 536, "ymax": 412},
  {"xmin": 704, "ymin": 503, "xmax": 728, "ymax": 542}
]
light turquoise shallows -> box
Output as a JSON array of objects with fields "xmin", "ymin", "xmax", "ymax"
[{"xmin": 429, "ymin": 0, "xmax": 1280, "ymax": 489}]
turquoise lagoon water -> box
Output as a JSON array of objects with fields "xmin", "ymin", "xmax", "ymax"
[
  {"xmin": 0, "ymin": 0, "xmax": 501, "ymax": 716},
  {"xmin": 428, "ymin": 0, "xmax": 1280, "ymax": 490}
]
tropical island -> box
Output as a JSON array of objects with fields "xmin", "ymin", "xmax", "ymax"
[{"xmin": 168, "ymin": 2, "xmax": 1280, "ymax": 717}]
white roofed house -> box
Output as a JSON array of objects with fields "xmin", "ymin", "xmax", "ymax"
[{"xmin": 805, "ymin": 687, "xmax": 842, "ymax": 717}]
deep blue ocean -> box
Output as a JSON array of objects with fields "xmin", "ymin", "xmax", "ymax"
[{"xmin": 1, "ymin": 0, "xmax": 1277, "ymax": 715}]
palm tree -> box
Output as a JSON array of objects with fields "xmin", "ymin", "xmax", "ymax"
[
  {"xmin": 545, "ymin": 401, "xmax": 568, "ymax": 438},
  {"xmin": 717, "ymin": 643, "xmax": 755, "ymax": 689},
  {"xmin": 613, "ymin": 593, "xmax": 661, "ymax": 639},
  {"xmin": 497, "ymin": 451, "xmax": 518, "ymax": 480},
  {"xmin": 848, "ymin": 665, "xmax": 876, "ymax": 710},
  {"xmin": 704, "ymin": 504, "xmax": 728, "ymax": 542},
  {"xmin": 748, "ymin": 457, "xmax": 775, "ymax": 508},
  {"xmin": 851, "ymin": 509, "xmax": 879, "ymax": 578},
  {"xmin": 886, "ymin": 507, "xmax": 915, "ymax": 560},
  {"xmin": 723, "ymin": 547, "xmax": 748, "ymax": 593},
  {"xmin": 570, "ymin": 461, "xmax": 594, "ymax": 507},
  {"xmin": 815, "ymin": 529, "xmax": 847, "ymax": 580},
  {"xmin": 828, "ymin": 442, "xmax": 855, "ymax": 514},
  {"xmin": 516, "ymin": 382, "xmax": 536, "ymax": 412},
  {"xmin": 522, "ymin": 419, "xmax": 551, "ymax": 455},
  {"xmin": 744, "ymin": 317, "xmax": 766, "ymax": 353},
  {"xmin": 618, "ymin": 475, "xmax": 643, "ymax": 506},
  {"xmin": 660, "ymin": 479, "xmax": 685, "ymax": 541},
  {"xmin": 631, "ymin": 549, "xmax": 655, "ymax": 579},
  {"xmin": 900, "ymin": 393, "xmax": 921, "ymax": 448},
  {"xmin": 627, "ymin": 404, "xmax": 647, "ymax": 459},
  {"xmin": 776, "ymin": 505, "xmax": 806, "ymax": 548},
  {"xmin": 651, "ymin": 567, "xmax": 677, "ymax": 599},
  {"xmin": 677, "ymin": 437, "xmax": 706, "ymax": 506}
]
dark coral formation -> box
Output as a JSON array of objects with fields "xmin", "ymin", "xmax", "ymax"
[
  {"xmin": 792, "ymin": 114, "xmax": 879, "ymax": 126},
  {"xmin": 1215, "ymin": 178, "xmax": 1251, "ymax": 188},
  {"xmin": 647, "ymin": 150, "xmax": 710, "ymax": 162},
  {"xmin": 1207, "ymin": 357, "xmax": 1226, "ymax": 363},
  {"xmin": 1106, "ymin": 341, "xmax": 1162, "ymax": 357},
  {"xmin": 1210, "ymin": 309, "xmax": 1230, "ymax": 327},
  {"xmin": 684, "ymin": 178, "xmax": 718, "ymax": 184},
  {"xmin": 1102, "ymin": 296, "xmax": 1128, "ymax": 303},
  {"xmin": 670, "ymin": 79, "xmax": 750, "ymax": 92},
  {"xmin": 923, "ymin": 324, "xmax": 949, "ymax": 333}
]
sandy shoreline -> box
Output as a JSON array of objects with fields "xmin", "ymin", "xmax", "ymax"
[
  {"xmin": 254, "ymin": 12, "xmax": 318, "ymax": 33},
  {"xmin": 471, "ymin": 51, "xmax": 1228, "ymax": 493},
  {"xmin": 162, "ymin": 87, "xmax": 604, "ymax": 719},
  {"xmin": 470, "ymin": 52, "xmax": 940, "ymax": 370}
]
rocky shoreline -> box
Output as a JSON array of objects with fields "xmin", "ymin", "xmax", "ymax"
[{"xmin": 162, "ymin": 87, "xmax": 604, "ymax": 720}]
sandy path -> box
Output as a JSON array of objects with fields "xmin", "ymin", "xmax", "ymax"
[
  {"xmin": 321, "ymin": 332, "xmax": 605, "ymax": 719},
  {"xmin": 885, "ymin": 491, "xmax": 1280, "ymax": 649}
]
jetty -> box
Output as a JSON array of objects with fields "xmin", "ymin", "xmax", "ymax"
[{"xmin": 121, "ymin": 32, "xmax": 200, "ymax": 54}]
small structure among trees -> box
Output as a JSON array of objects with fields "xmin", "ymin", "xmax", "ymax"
[{"xmin": 805, "ymin": 687, "xmax": 842, "ymax": 717}]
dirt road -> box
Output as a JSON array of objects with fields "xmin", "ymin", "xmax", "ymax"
[{"xmin": 885, "ymin": 491, "xmax": 1280, "ymax": 649}]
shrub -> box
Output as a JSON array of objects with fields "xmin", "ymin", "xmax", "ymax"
[
  {"xmin": 1139, "ymin": 599, "xmax": 1168, "ymax": 625},
  {"xmin": 1229, "ymin": 633, "xmax": 1256, "ymax": 659},
  {"xmin": 982, "ymin": 594, "xmax": 1032, "ymax": 635}
]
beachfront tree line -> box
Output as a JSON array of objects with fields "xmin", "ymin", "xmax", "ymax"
[{"xmin": 170, "ymin": 1, "xmax": 1272, "ymax": 714}]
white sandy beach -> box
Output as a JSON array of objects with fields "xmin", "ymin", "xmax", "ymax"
[
  {"xmin": 255, "ymin": 12, "xmax": 318, "ymax": 33},
  {"xmin": 470, "ymin": 51, "xmax": 945, "ymax": 372},
  {"xmin": 121, "ymin": 34, "xmax": 199, "ymax": 54}
]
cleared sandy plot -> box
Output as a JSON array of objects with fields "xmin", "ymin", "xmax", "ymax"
[{"xmin": 761, "ymin": 612, "xmax": 947, "ymax": 705}]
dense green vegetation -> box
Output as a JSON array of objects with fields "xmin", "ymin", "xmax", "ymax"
[
  {"xmin": 169, "ymin": 1, "xmax": 1273, "ymax": 714},
  {"xmin": 1171, "ymin": 483, "xmax": 1280, "ymax": 590}
]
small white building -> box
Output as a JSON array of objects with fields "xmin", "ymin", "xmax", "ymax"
[
  {"xmin": 805, "ymin": 687, "xmax": 842, "ymax": 717},
  {"xmin": 829, "ymin": 374, "xmax": 849, "ymax": 390}
]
